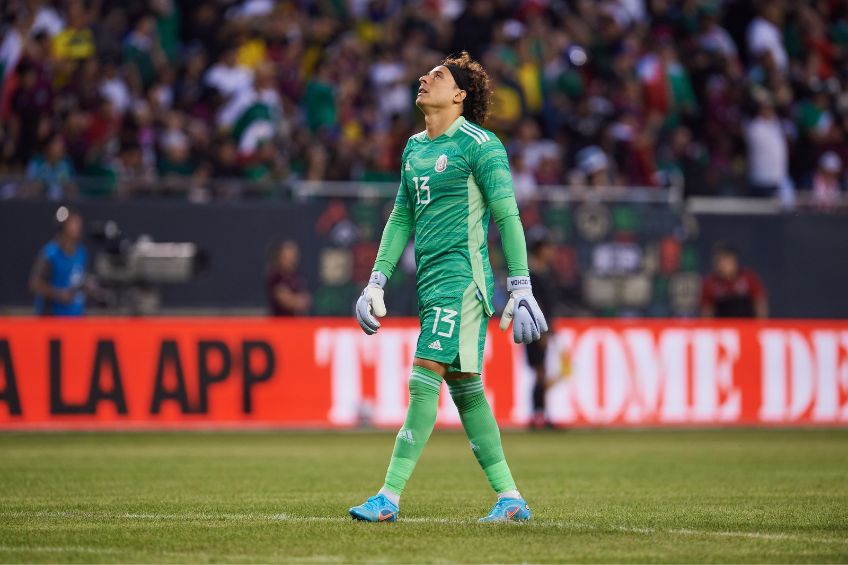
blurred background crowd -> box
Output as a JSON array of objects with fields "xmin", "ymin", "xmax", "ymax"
[{"xmin": 1, "ymin": 0, "xmax": 848, "ymax": 206}]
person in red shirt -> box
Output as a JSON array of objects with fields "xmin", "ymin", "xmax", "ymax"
[
  {"xmin": 266, "ymin": 240, "xmax": 310, "ymax": 316},
  {"xmin": 700, "ymin": 242, "xmax": 768, "ymax": 318}
]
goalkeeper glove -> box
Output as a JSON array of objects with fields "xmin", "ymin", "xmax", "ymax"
[
  {"xmin": 355, "ymin": 271, "xmax": 387, "ymax": 335},
  {"xmin": 499, "ymin": 276, "xmax": 549, "ymax": 344}
]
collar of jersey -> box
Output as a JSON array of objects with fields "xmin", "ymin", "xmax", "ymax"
[{"xmin": 422, "ymin": 116, "xmax": 465, "ymax": 142}]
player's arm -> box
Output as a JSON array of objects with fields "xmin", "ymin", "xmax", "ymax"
[
  {"xmin": 472, "ymin": 140, "xmax": 548, "ymax": 344},
  {"xmin": 372, "ymin": 203, "xmax": 413, "ymax": 280},
  {"xmin": 355, "ymin": 151, "xmax": 414, "ymax": 335}
]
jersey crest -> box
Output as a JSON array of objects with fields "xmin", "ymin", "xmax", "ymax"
[{"xmin": 434, "ymin": 154, "xmax": 448, "ymax": 173}]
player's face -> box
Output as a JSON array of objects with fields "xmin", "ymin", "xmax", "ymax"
[{"xmin": 416, "ymin": 65, "xmax": 465, "ymax": 112}]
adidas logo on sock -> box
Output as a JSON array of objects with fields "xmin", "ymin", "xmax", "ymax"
[
  {"xmin": 398, "ymin": 429, "xmax": 415, "ymax": 445},
  {"xmin": 428, "ymin": 340, "xmax": 443, "ymax": 351},
  {"xmin": 469, "ymin": 441, "xmax": 479, "ymax": 452}
]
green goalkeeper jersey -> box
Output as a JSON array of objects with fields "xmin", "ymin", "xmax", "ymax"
[{"xmin": 373, "ymin": 116, "xmax": 529, "ymax": 317}]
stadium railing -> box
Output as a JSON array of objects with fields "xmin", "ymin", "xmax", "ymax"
[{"xmin": 4, "ymin": 174, "xmax": 846, "ymax": 212}]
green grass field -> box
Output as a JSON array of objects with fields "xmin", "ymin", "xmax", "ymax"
[{"xmin": 1, "ymin": 430, "xmax": 846, "ymax": 563}]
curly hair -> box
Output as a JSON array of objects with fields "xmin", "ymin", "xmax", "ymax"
[{"xmin": 441, "ymin": 51, "xmax": 493, "ymax": 127}]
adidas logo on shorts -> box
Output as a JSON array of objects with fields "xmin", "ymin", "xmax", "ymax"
[{"xmin": 428, "ymin": 340, "xmax": 443, "ymax": 351}]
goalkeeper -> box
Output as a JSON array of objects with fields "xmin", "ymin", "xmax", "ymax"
[{"xmin": 350, "ymin": 51, "xmax": 547, "ymax": 523}]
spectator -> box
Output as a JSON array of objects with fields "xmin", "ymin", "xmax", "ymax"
[
  {"xmin": 51, "ymin": 0, "xmax": 94, "ymax": 62},
  {"xmin": 266, "ymin": 240, "xmax": 310, "ymax": 316},
  {"xmin": 8, "ymin": 60, "xmax": 52, "ymax": 166},
  {"xmin": 0, "ymin": 0, "xmax": 845, "ymax": 202},
  {"xmin": 29, "ymin": 206, "xmax": 89, "ymax": 316},
  {"xmin": 124, "ymin": 14, "xmax": 165, "ymax": 91},
  {"xmin": 29, "ymin": 1, "xmax": 64, "ymax": 39},
  {"xmin": 698, "ymin": 6, "xmax": 740, "ymax": 65},
  {"xmin": 571, "ymin": 145, "xmax": 616, "ymax": 187},
  {"xmin": 218, "ymin": 61, "xmax": 281, "ymax": 157},
  {"xmin": 511, "ymin": 154, "xmax": 538, "ymax": 204},
  {"xmin": 26, "ymin": 134, "xmax": 76, "ymax": 200},
  {"xmin": 744, "ymin": 97, "xmax": 789, "ymax": 198},
  {"xmin": 450, "ymin": 0, "xmax": 496, "ymax": 59},
  {"xmin": 747, "ymin": 4, "xmax": 787, "ymax": 73},
  {"xmin": 509, "ymin": 118, "xmax": 559, "ymax": 178},
  {"xmin": 99, "ymin": 59, "xmax": 131, "ymax": 116},
  {"xmin": 0, "ymin": 12, "xmax": 28, "ymax": 86},
  {"xmin": 810, "ymin": 151, "xmax": 843, "ymax": 209},
  {"xmin": 303, "ymin": 61, "xmax": 337, "ymax": 133},
  {"xmin": 204, "ymin": 45, "xmax": 252, "ymax": 101},
  {"xmin": 700, "ymin": 242, "xmax": 768, "ymax": 319}
]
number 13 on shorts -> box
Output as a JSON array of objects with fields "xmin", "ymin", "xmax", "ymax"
[{"xmin": 431, "ymin": 307, "xmax": 457, "ymax": 338}]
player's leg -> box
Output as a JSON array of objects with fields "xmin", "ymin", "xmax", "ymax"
[
  {"xmin": 349, "ymin": 360, "xmax": 445, "ymax": 522},
  {"xmin": 380, "ymin": 358, "xmax": 445, "ymax": 500},
  {"xmin": 444, "ymin": 284, "xmax": 531, "ymax": 522},
  {"xmin": 349, "ymin": 303, "xmax": 456, "ymax": 522},
  {"xmin": 445, "ymin": 371, "xmax": 530, "ymax": 522}
]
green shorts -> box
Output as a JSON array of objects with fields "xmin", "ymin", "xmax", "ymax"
[{"xmin": 415, "ymin": 282, "xmax": 489, "ymax": 374}]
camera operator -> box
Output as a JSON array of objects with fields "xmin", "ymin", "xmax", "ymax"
[{"xmin": 29, "ymin": 206, "xmax": 94, "ymax": 316}]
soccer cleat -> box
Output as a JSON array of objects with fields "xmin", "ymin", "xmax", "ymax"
[
  {"xmin": 478, "ymin": 497, "xmax": 532, "ymax": 523},
  {"xmin": 348, "ymin": 494, "xmax": 399, "ymax": 523}
]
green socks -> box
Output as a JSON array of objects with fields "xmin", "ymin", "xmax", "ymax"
[
  {"xmin": 382, "ymin": 370, "xmax": 518, "ymax": 501},
  {"xmin": 382, "ymin": 366, "xmax": 442, "ymax": 497},
  {"xmin": 447, "ymin": 376, "xmax": 518, "ymax": 494}
]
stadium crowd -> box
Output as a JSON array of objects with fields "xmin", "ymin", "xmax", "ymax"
[{"xmin": 1, "ymin": 0, "xmax": 847, "ymax": 206}]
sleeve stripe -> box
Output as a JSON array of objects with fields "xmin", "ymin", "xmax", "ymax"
[
  {"xmin": 463, "ymin": 122, "xmax": 491, "ymax": 141},
  {"xmin": 460, "ymin": 124, "xmax": 486, "ymax": 144}
]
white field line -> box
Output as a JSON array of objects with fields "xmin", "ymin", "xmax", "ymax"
[
  {"xmin": 3, "ymin": 510, "xmax": 846, "ymax": 546},
  {"xmin": 669, "ymin": 527, "xmax": 794, "ymax": 541},
  {"xmin": 0, "ymin": 545, "xmax": 121, "ymax": 554}
]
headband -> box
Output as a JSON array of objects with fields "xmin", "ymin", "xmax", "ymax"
[{"xmin": 444, "ymin": 63, "xmax": 470, "ymax": 92}]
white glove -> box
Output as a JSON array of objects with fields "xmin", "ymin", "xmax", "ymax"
[
  {"xmin": 355, "ymin": 271, "xmax": 387, "ymax": 335},
  {"xmin": 499, "ymin": 276, "xmax": 549, "ymax": 344}
]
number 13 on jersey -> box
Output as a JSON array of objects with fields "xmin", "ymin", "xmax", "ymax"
[{"xmin": 413, "ymin": 176, "xmax": 430, "ymax": 205}]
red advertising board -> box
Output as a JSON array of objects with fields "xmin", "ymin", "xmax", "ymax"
[{"xmin": 0, "ymin": 318, "xmax": 846, "ymax": 429}]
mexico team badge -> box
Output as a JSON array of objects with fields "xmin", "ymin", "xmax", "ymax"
[{"xmin": 435, "ymin": 154, "xmax": 448, "ymax": 173}]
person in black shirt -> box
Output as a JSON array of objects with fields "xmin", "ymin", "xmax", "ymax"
[{"xmin": 525, "ymin": 230, "xmax": 555, "ymax": 429}]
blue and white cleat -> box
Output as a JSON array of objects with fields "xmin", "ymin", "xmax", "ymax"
[
  {"xmin": 479, "ymin": 497, "xmax": 532, "ymax": 523},
  {"xmin": 348, "ymin": 494, "xmax": 399, "ymax": 522}
]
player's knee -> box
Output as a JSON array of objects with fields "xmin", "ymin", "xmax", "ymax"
[
  {"xmin": 446, "ymin": 375, "xmax": 485, "ymax": 411},
  {"xmin": 408, "ymin": 375, "xmax": 441, "ymax": 403},
  {"xmin": 409, "ymin": 365, "xmax": 443, "ymax": 398}
]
